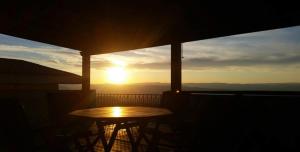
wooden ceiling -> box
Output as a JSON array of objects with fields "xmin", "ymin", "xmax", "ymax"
[{"xmin": 1, "ymin": 1, "xmax": 299, "ymax": 55}]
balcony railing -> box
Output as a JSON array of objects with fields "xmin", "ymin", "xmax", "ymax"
[{"xmin": 95, "ymin": 93, "xmax": 162, "ymax": 107}]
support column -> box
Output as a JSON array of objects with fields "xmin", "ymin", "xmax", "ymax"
[
  {"xmin": 171, "ymin": 43, "xmax": 182, "ymax": 93},
  {"xmin": 81, "ymin": 52, "xmax": 91, "ymax": 93}
]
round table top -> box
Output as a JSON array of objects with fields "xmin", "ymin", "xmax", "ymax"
[{"xmin": 69, "ymin": 106, "xmax": 172, "ymax": 120}]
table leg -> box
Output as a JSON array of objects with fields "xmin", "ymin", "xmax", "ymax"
[
  {"xmin": 106, "ymin": 123, "xmax": 120, "ymax": 152},
  {"xmin": 96, "ymin": 120, "xmax": 160, "ymax": 152}
]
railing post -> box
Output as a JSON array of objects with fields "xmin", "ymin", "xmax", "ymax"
[{"xmin": 95, "ymin": 94, "xmax": 162, "ymax": 107}]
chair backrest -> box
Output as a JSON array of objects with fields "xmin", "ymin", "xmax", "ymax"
[{"xmin": 160, "ymin": 91, "xmax": 190, "ymax": 113}]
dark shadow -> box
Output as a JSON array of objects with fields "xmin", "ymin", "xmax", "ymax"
[
  {"xmin": 0, "ymin": 98, "xmax": 35, "ymax": 151},
  {"xmin": 157, "ymin": 91, "xmax": 300, "ymax": 151}
]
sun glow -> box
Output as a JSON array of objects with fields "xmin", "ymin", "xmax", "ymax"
[
  {"xmin": 112, "ymin": 107, "xmax": 122, "ymax": 117},
  {"xmin": 106, "ymin": 67, "xmax": 127, "ymax": 84}
]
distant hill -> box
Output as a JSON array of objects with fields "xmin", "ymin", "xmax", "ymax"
[{"xmin": 60, "ymin": 83, "xmax": 300, "ymax": 94}]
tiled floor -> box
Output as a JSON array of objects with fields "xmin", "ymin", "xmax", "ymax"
[
  {"xmin": 74, "ymin": 123, "xmax": 175, "ymax": 152},
  {"xmin": 95, "ymin": 124, "xmax": 139, "ymax": 152}
]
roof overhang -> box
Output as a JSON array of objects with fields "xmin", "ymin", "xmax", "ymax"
[{"xmin": 1, "ymin": 1, "xmax": 299, "ymax": 55}]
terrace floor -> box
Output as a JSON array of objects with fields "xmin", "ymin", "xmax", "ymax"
[{"xmin": 73, "ymin": 123, "xmax": 175, "ymax": 152}]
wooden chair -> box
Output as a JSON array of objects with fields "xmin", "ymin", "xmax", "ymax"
[
  {"xmin": 143, "ymin": 92, "xmax": 198, "ymax": 151},
  {"xmin": 0, "ymin": 98, "xmax": 100, "ymax": 152},
  {"xmin": 0, "ymin": 98, "xmax": 36, "ymax": 151}
]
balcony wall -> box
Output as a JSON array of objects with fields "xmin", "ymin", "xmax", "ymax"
[
  {"xmin": 0, "ymin": 90, "xmax": 96, "ymax": 128},
  {"xmin": 160, "ymin": 91, "xmax": 300, "ymax": 151}
]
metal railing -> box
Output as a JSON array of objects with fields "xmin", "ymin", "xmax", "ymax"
[{"xmin": 95, "ymin": 94, "xmax": 162, "ymax": 107}]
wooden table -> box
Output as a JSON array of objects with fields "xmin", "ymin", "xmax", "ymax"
[{"xmin": 69, "ymin": 106, "xmax": 172, "ymax": 152}]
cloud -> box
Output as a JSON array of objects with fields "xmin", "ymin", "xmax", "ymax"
[
  {"xmin": 127, "ymin": 26, "xmax": 300, "ymax": 70},
  {"xmin": 127, "ymin": 52, "xmax": 300, "ymax": 70},
  {"xmin": 93, "ymin": 45, "xmax": 170, "ymax": 64},
  {"xmin": 0, "ymin": 43, "xmax": 82, "ymax": 74},
  {"xmin": 128, "ymin": 38, "xmax": 300, "ymax": 70},
  {"xmin": 0, "ymin": 44, "xmax": 79, "ymax": 55},
  {"xmin": 128, "ymin": 62, "xmax": 170, "ymax": 70},
  {"xmin": 177, "ymin": 26, "xmax": 300, "ymax": 70},
  {"xmin": 1, "ymin": 26, "xmax": 300, "ymax": 73},
  {"xmin": 183, "ymin": 54, "xmax": 300, "ymax": 69},
  {"xmin": 91, "ymin": 60, "xmax": 114, "ymax": 69}
]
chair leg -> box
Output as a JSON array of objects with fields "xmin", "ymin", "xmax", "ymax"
[
  {"xmin": 74, "ymin": 138, "xmax": 84, "ymax": 152},
  {"xmin": 85, "ymin": 136, "xmax": 95, "ymax": 152},
  {"xmin": 146, "ymin": 121, "xmax": 161, "ymax": 152}
]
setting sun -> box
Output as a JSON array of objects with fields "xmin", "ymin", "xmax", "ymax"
[{"xmin": 106, "ymin": 67, "xmax": 127, "ymax": 84}]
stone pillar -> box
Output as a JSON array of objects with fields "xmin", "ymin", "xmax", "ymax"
[
  {"xmin": 171, "ymin": 43, "xmax": 182, "ymax": 93},
  {"xmin": 81, "ymin": 52, "xmax": 91, "ymax": 93}
]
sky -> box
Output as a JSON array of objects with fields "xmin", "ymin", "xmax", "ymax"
[{"xmin": 0, "ymin": 26, "xmax": 300, "ymax": 84}]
